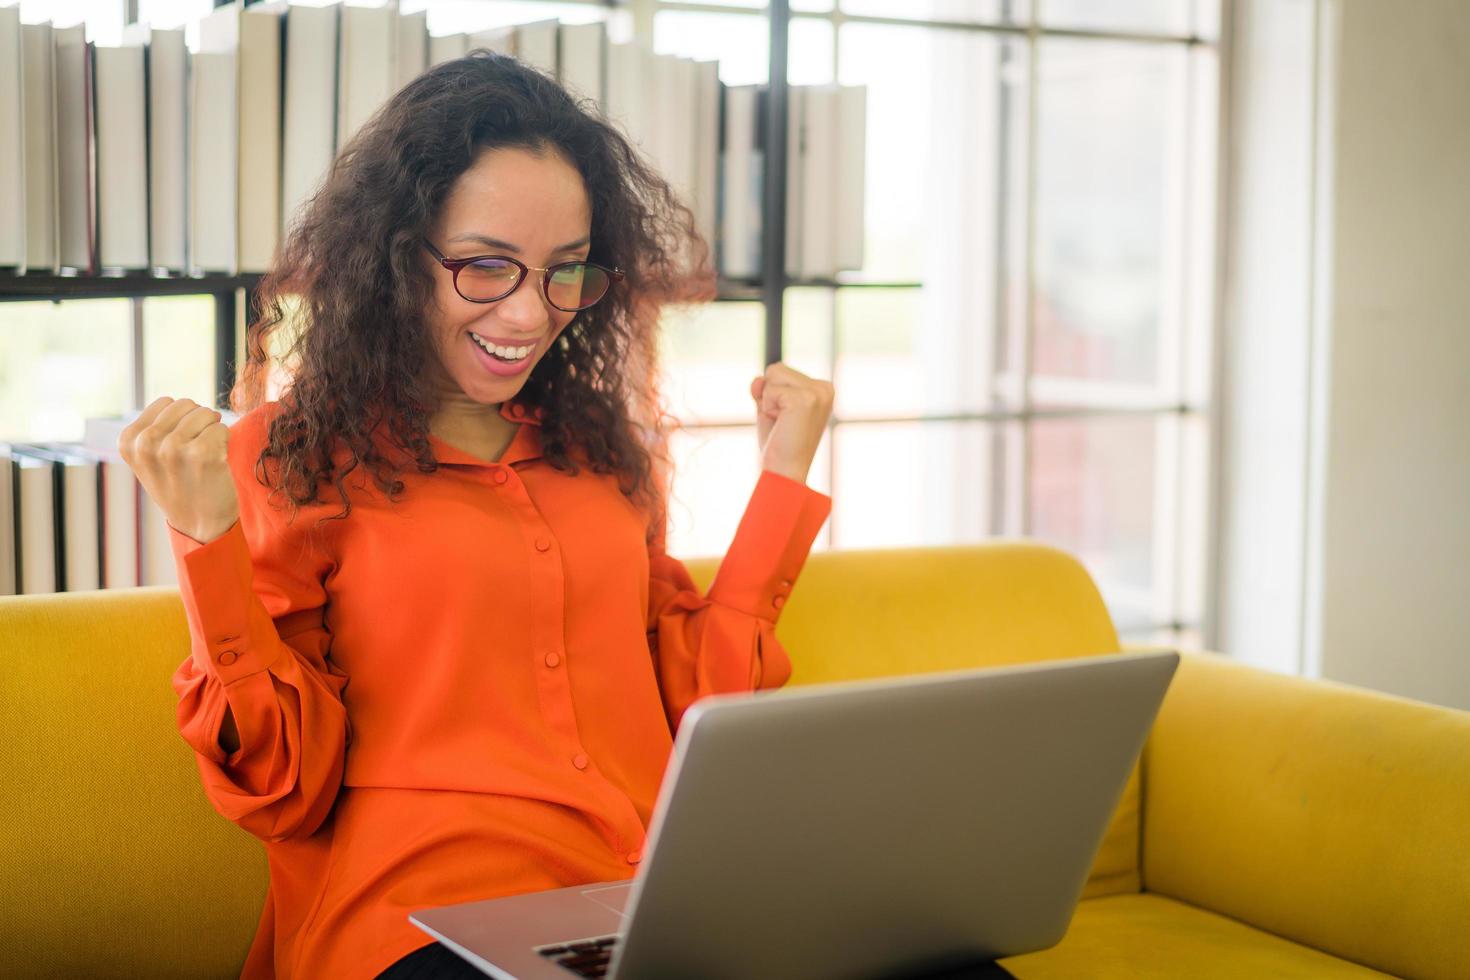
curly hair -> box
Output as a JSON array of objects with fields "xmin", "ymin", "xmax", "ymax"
[{"xmin": 234, "ymin": 50, "xmax": 714, "ymax": 544}]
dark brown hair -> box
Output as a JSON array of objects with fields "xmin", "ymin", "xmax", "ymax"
[{"xmin": 235, "ymin": 51, "xmax": 714, "ymax": 542}]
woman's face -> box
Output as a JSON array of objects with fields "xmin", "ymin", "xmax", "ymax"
[{"xmin": 421, "ymin": 145, "xmax": 592, "ymax": 406}]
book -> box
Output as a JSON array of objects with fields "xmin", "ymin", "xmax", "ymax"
[
  {"xmin": 834, "ymin": 84, "xmax": 868, "ymax": 273},
  {"xmin": 53, "ymin": 24, "xmax": 97, "ymax": 275},
  {"xmin": 188, "ymin": 48, "xmax": 238, "ymax": 274},
  {"xmin": 94, "ymin": 42, "xmax": 150, "ymax": 272},
  {"xmin": 282, "ymin": 2, "xmax": 339, "ymax": 240},
  {"xmin": 515, "ymin": 19, "xmax": 559, "ymax": 78},
  {"xmin": 79, "ymin": 419, "xmax": 143, "ymax": 590},
  {"xmin": 604, "ymin": 41, "xmax": 645, "ymax": 149},
  {"xmin": 0, "ymin": 4, "xmax": 22, "ymax": 272},
  {"xmin": 692, "ymin": 60, "xmax": 721, "ymax": 264},
  {"xmin": 559, "ymin": 20, "xmax": 605, "ymax": 109},
  {"xmin": 122, "ymin": 23, "xmax": 187, "ymax": 273},
  {"xmin": 658, "ymin": 54, "xmax": 695, "ymax": 228},
  {"xmin": 19, "ymin": 22, "xmax": 58, "ymax": 275},
  {"xmin": 604, "ymin": 44, "xmax": 726, "ymax": 275},
  {"xmin": 0, "ymin": 444, "xmax": 15, "ymax": 594},
  {"xmin": 719, "ymin": 84, "xmax": 757, "ymax": 279},
  {"xmin": 337, "ymin": 1, "xmax": 397, "ymax": 149},
  {"xmin": 395, "ymin": 7, "xmax": 427, "ymax": 90},
  {"xmin": 96, "ymin": 447, "xmax": 139, "ymax": 590},
  {"xmin": 4, "ymin": 444, "xmax": 59, "ymax": 595},
  {"xmin": 784, "ymin": 84, "xmax": 804, "ymax": 280},
  {"xmin": 427, "ymin": 31, "xmax": 467, "ymax": 68},
  {"xmin": 200, "ymin": 0, "xmax": 285, "ymax": 275},
  {"xmin": 21, "ymin": 443, "xmax": 102, "ymax": 593},
  {"xmin": 713, "ymin": 82, "xmax": 867, "ymax": 280},
  {"xmin": 719, "ymin": 84, "xmax": 761, "ymax": 280},
  {"xmin": 799, "ymin": 85, "xmax": 836, "ymax": 280},
  {"xmin": 238, "ymin": 2, "xmax": 286, "ymax": 274},
  {"xmin": 469, "ymin": 25, "xmax": 515, "ymax": 57}
]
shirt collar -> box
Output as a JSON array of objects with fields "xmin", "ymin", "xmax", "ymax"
[{"xmin": 369, "ymin": 397, "xmax": 545, "ymax": 468}]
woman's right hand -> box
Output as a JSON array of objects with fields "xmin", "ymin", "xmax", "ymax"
[{"xmin": 118, "ymin": 396, "xmax": 240, "ymax": 545}]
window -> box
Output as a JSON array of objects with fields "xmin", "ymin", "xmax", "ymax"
[
  {"xmin": 3, "ymin": 0, "xmax": 1221, "ymax": 650},
  {"xmin": 654, "ymin": 1, "xmax": 1220, "ymax": 648},
  {"xmin": 0, "ymin": 299, "xmax": 134, "ymax": 440}
]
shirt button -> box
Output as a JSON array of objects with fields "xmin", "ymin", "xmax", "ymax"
[
  {"xmin": 512, "ymin": 403, "xmax": 526, "ymax": 417},
  {"xmin": 626, "ymin": 851, "xmax": 642, "ymax": 865},
  {"xmin": 218, "ymin": 650, "xmax": 239, "ymax": 666},
  {"xmin": 544, "ymin": 652, "xmax": 561, "ymax": 668},
  {"xmin": 492, "ymin": 469, "xmax": 508, "ymax": 485},
  {"xmin": 772, "ymin": 595, "xmax": 786, "ymax": 610},
  {"xmin": 535, "ymin": 536, "xmax": 551, "ymax": 552},
  {"xmin": 572, "ymin": 753, "xmax": 589, "ymax": 770}
]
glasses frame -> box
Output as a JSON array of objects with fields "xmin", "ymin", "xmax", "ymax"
[{"xmin": 422, "ymin": 239, "xmax": 625, "ymax": 312}]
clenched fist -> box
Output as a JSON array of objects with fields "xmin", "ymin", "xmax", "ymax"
[
  {"xmin": 750, "ymin": 362, "xmax": 835, "ymax": 485},
  {"xmin": 118, "ymin": 396, "xmax": 240, "ymax": 546}
]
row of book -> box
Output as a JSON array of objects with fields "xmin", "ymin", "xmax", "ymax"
[
  {"xmin": 0, "ymin": 412, "xmax": 246, "ymax": 595},
  {"xmin": 0, "ymin": 0, "xmax": 866, "ymax": 283}
]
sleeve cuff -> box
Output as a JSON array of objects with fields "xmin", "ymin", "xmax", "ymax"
[
  {"xmin": 706, "ymin": 468, "xmax": 832, "ymax": 622},
  {"xmin": 168, "ymin": 520, "xmax": 280, "ymax": 686}
]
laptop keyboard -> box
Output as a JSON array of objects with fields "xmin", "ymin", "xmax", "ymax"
[{"xmin": 536, "ymin": 934, "xmax": 619, "ymax": 978}]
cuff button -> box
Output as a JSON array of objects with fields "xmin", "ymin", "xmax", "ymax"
[
  {"xmin": 217, "ymin": 650, "xmax": 240, "ymax": 666},
  {"xmin": 772, "ymin": 595, "xmax": 786, "ymax": 610}
]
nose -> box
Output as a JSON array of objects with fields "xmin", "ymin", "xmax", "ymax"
[{"xmin": 494, "ymin": 273, "xmax": 554, "ymax": 333}]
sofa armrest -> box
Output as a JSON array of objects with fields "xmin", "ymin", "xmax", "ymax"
[{"xmin": 1137, "ymin": 649, "xmax": 1470, "ymax": 980}]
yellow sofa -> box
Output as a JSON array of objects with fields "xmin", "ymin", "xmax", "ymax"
[{"xmin": 2, "ymin": 542, "xmax": 1466, "ymax": 978}]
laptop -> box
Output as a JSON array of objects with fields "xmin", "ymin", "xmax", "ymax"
[{"xmin": 409, "ymin": 650, "xmax": 1180, "ymax": 980}]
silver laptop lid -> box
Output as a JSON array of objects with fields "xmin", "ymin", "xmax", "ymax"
[{"xmin": 607, "ymin": 650, "xmax": 1179, "ymax": 980}]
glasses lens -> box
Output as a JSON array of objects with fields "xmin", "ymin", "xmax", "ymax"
[
  {"xmin": 547, "ymin": 263, "xmax": 611, "ymax": 310},
  {"xmin": 456, "ymin": 258, "xmax": 522, "ymax": 301}
]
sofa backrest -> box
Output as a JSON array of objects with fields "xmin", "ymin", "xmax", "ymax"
[
  {"xmin": 686, "ymin": 540, "xmax": 1136, "ymax": 899},
  {"xmin": 0, "ymin": 586, "xmax": 267, "ymax": 979},
  {"xmin": 0, "ymin": 540, "xmax": 1129, "ymax": 977}
]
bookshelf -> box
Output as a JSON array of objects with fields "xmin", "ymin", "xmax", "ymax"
[
  {"xmin": 0, "ymin": 0, "xmax": 813, "ymax": 407},
  {"xmin": 1, "ymin": 0, "xmax": 883, "ymax": 595}
]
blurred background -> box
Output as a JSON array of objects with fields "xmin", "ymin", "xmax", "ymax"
[{"xmin": 2, "ymin": 0, "xmax": 1466, "ymax": 711}]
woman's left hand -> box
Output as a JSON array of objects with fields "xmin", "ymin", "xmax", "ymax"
[{"xmin": 750, "ymin": 362, "xmax": 835, "ymax": 486}]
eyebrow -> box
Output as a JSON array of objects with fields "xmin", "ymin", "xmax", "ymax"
[{"xmin": 447, "ymin": 232, "xmax": 590, "ymax": 255}]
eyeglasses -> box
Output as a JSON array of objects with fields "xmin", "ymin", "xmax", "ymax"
[{"xmin": 423, "ymin": 239, "xmax": 624, "ymax": 311}]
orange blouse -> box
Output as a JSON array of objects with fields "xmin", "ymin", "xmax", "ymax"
[{"xmin": 168, "ymin": 397, "xmax": 832, "ymax": 979}]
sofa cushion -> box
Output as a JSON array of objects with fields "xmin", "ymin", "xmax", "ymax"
[
  {"xmin": 685, "ymin": 541, "xmax": 1138, "ymax": 899},
  {"xmin": 999, "ymin": 893, "xmax": 1391, "ymax": 978}
]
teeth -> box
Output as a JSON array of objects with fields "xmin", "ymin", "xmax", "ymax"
[{"xmin": 471, "ymin": 334, "xmax": 532, "ymax": 360}]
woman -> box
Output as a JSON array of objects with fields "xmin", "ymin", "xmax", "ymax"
[{"xmin": 119, "ymin": 51, "xmax": 834, "ymax": 980}]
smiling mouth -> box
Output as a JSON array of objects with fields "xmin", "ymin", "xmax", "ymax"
[{"xmin": 470, "ymin": 332, "xmax": 537, "ymax": 362}]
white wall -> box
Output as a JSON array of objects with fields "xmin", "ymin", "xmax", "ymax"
[
  {"xmin": 1216, "ymin": 0, "xmax": 1470, "ymax": 710},
  {"xmin": 1314, "ymin": 0, "xmax": 1470, "ymax": 709}
]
